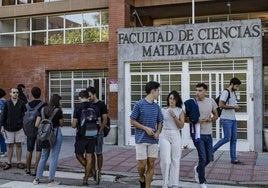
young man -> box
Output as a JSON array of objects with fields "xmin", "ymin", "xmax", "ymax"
[
  {"xmin": 17, "ymin": 84, "xmax": 29, "ymax": 103},
  {"xmin": 72, "ymin": 90, "xmax": 101, "ymax": 186},
  {"xmin": 186, "ymin": 83, "xmax": 218, "ymax": 188},
  {"xmin": 25, "ymin": 87, "xmax": 46, "ymax": 176},
  {"xmin": 1, "ymin": 87, "xmax": 26, "ymax": 170},
  {"xmin": 130, "ymin": 81, "xmax": 163, "ymax": 188},
  {"xmin": 86, "ymin": 86, "xmax": 108, "ymax": 184},
  {"xmin": 213, "ymin": 77, "xmax": 242, "ymax": 164}
]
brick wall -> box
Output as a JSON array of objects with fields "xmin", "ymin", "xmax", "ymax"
[
  {"xmin": 108, "ymin": 0, "xmax": 131, "ymax": 119},
  {"xmin": 0, "ymin": 42, "xmax": 108, "ymax": 100}
]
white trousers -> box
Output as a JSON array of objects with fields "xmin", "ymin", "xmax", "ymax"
[{"xmin": 159, "ymin": 129, "xmax": 182, "ymax": 188}]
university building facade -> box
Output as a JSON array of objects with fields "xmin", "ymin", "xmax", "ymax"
[{"xmin": 0, "ymin": 0, "xmax": 267, "ymax": 152}]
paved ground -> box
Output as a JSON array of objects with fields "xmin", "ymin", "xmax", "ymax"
[{"xmin": 0, "ymin": 136, "xmax": 268, "ymax": 188}]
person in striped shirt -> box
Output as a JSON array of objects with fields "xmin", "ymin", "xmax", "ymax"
[{"xmin": 130, "ymin": 81, "xmax": 163, "ymax": 188}]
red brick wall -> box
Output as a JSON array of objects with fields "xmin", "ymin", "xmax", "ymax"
[
  {"xmin": 0, "ymin": 43, "xmax": 108, "ymax": 100},
  {"xmin": 108, "ymin": 0, "xmax": 131, "ymax": 119}
]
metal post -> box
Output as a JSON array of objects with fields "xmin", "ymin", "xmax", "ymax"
[{"xmin": 192, "ymin": 0, "xmax": 195, "ymax": 24}]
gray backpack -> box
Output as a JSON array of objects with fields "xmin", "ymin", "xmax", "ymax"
[
  {"xmin": 23, "ymin": 101, "xmax": 45, "ymax": 138},
  {"xmin": 37, "ymin": 108, "xmax": 59, "ymax": 149}
]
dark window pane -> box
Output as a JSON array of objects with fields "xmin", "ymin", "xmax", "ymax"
[
  {"xmin": 16, "ymin": 18, "xmax": 30, "ymax": 32},
  {"xmin": 0, "ymin": 19, "xmax": 14, "ymax": 33},
  {"xmin": 48, "ymin": 15, "xmax": 63, "ymax": 29},
  {"xmin": 32, "ymin": 32, "xmax": 46, "ymax": 45},
  {"xmin": 32, "ymin": 17, "xmax": 46, "ymax": 30},
  {"xmin": 16, "ymin": 33, "xmax": 30, "ymax": 46},
  {"xmin": 0, "ymin": 35, "xmax": 14, "ymax": 47}
]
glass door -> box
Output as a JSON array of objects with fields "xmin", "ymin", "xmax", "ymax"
[
  {"xmin": 125, "ymin": 61, "xmax": 183, "ymax": 145},
  {"xmin": 187, "ymin": 71, "xmax": 253, "ymax": 150},
  {"xmin": 125, "ymin": 60, "xmax": 253, "ymax": 151}
]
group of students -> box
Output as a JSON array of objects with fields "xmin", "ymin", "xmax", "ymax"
[
  {"xmin": 0, "ymin": 85, "xmax": 108, "ymax": 186},
  {"xmin": 130, "ymin": 77, "xmax": 241, "ymax": 188}
]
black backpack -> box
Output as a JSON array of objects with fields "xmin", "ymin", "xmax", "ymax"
[
  {"xmin": 23, "ymin": 101, "xmax": 45, "ymax": 138},
  {"xmin": 215, "ymin": 89, "xmax": 231, "ymax": 117},
  {"xmin": 37, "ymin": 108, "xmax": 59, "ymax": 149},
  {"xmin": 79, "ymin": 107, "xmax": 98, "ymax": 139}
]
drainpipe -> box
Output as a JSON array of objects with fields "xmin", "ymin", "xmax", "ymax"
[{"xmin": 192, "ymin": 0, "xmax": 195, "ymax": 24}]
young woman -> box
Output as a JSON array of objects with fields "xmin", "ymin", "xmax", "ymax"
[
  {"xmin": 159, "ymin": 90, "xmax": 185, "ymax": 188},
  {"xmin": 33, "ymin": 94, "xmax": 64, "ymax": 186}
]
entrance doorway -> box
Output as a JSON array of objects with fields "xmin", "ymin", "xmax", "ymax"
[
  {"xmin": 49, "ymin": 70, "xmax": 108, "ymax": 129},
  {"xmin": 125, "ymin": 59, "xmax": 254, "ymax": 151}
]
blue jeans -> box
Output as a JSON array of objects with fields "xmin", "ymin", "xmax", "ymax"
[
  {"xmin": 36, "ymin": 127, "xmax": 62, "ymax": 180},
  {"xmin": 0, "ymin": 133, "xmax": 7, "ymax": 153},
  {"xmin": 213, "ymin": 119, "xmax": 237, "ymax": 161},
  {"xmin": 194, "ymin": 134, "xmax": 212, "ymax": 184}
]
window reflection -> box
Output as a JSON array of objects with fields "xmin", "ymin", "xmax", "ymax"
[
  {"xmin": 32, "ymin": 17, "xmax": 46, "ymax": 30},
  {"xmin": 2, "ymin": 0, "xmax": 15, "ymax": 6},
  {"xmin": 16, "ymin": 33, "xmax": 30, "ymax": 46},
  {"xmin": 0, "ymin": 10, "xmax": 109, "ymax": 47},
  {"xmin": 48, "ymin": 15, "xmax": 63, "ymax": 29},
  {"xmin": 0, "ymin": 34, "xmax": 14, "ymax": 47},
  {"xmin": 83, "ymin": 28, "xmax": 100, "ymax": 43},
  {"xmin": 83, "ymin": 12, "xmax": 100, "ymax": 27},
  {"xmin": 0, "ymin": 19, "xmax": 14, "ymax": 33},
  {"xmin": 48, "ymin": 30, "xmax": 63, "ymax": 44},
  {"xmin": 2, "ymin": 0, "xmax": 65, "ymax": 5},
  {"xmin": 66, "ymin": 29, "xmax": 81, "ymax": 44},
  {"xmin": 65, "ymin": 14, "xmax": 82, "ymax": 28},
  {"xmin": 32, "ymin": 32, "xmax": 46, "ymax": 45},
  {"xmin": 16, "ymin": 18, "xmax": 30, "ymax": 32}
]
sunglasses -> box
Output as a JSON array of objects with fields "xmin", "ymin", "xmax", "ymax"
[{"xmin": 12, "ymin": 91, "xmax": 19, "ymax": 94}]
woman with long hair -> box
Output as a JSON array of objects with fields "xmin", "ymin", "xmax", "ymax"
[
  {"xmin": 33, "ymin": 94, "xmax": 64, "ymax": 186},
  {"xmin": 159, "ymin": 90, "xmax": 185, "ymax": 188}
]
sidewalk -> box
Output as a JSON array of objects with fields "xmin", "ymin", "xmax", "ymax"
[
  {"xmin": 56, "ymin": 137, "xmax": 268, "ymax": 187},
  {"xmin": 1, "ymin": 136, "xmax": 268, "ymax": 187}
]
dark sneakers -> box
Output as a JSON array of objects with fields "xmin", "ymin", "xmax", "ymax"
[
  {"xmin": 139, "ymin": 176, "xmax": 146, "ymax": 188},
  {"xmin": 139, "ymin": 180, "xmax": 145, "ymax": 188},
  {"xmin": 95, "ymin": 170, "xmax": 100, "ymax": 185},
  {"xmin": 25, "ymin": 169, "xmax": 31, "ymax": 175},
  {"xmin": 211, "ymin": 153, "xmax": 214, "ymax": 161},
  {"xmin": 231, "ymin": 159, "xmax": 242, "ymax": 164}
]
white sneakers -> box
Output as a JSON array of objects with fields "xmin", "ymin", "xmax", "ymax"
[
  {"xmin": 32, "ymin": 178, "xmax": 39, "ymax": 185},
  {"xmin": 200, "ymin": 183, "xmax": 207, "ymax": 188},
  {"xmin": 33, "ymin": 179, "xmax": 60, "ymax": 187},
  {"xmin": 48, "ymin": 180, "xmax": 61, "ymax": 187},
  {"xmin": 194, "ymin": 165, "xmax": 199, "ymax": 183}
]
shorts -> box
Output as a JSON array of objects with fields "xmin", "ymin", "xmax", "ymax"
[
  {"xmin": 5, "ymin": 129, "xmax": 25, "ymax": 144},
  {"xmin": 95, "ymin": 132, "xmax": 104, "ymax": 154},
  {"xmin": 27, "ymin": 137, "xmax": 41, "ymax": 152},
  {"xmin": 75, "ymin": 138, "xmax": 96, "ymax": 155},
  {"xmin": 135, "ymin": 143, "xmax": 159, "ymax": 160}
]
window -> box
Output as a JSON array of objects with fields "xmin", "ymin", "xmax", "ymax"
[
  {"xmin": 49, "ymin": 70, "xmax": 108, "ymax": 126},
  {"xmin": 2, "ymin": 0, "xmax": 66, "ymax": 6},
  {"xmin": 0, "ymin": 10, "xmax": 109, "ymax": 47}
]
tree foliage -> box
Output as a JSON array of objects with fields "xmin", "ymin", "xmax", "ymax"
[{"xmin": 47, "ymin": 10, "xmax": 109, "ymax": 45}]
